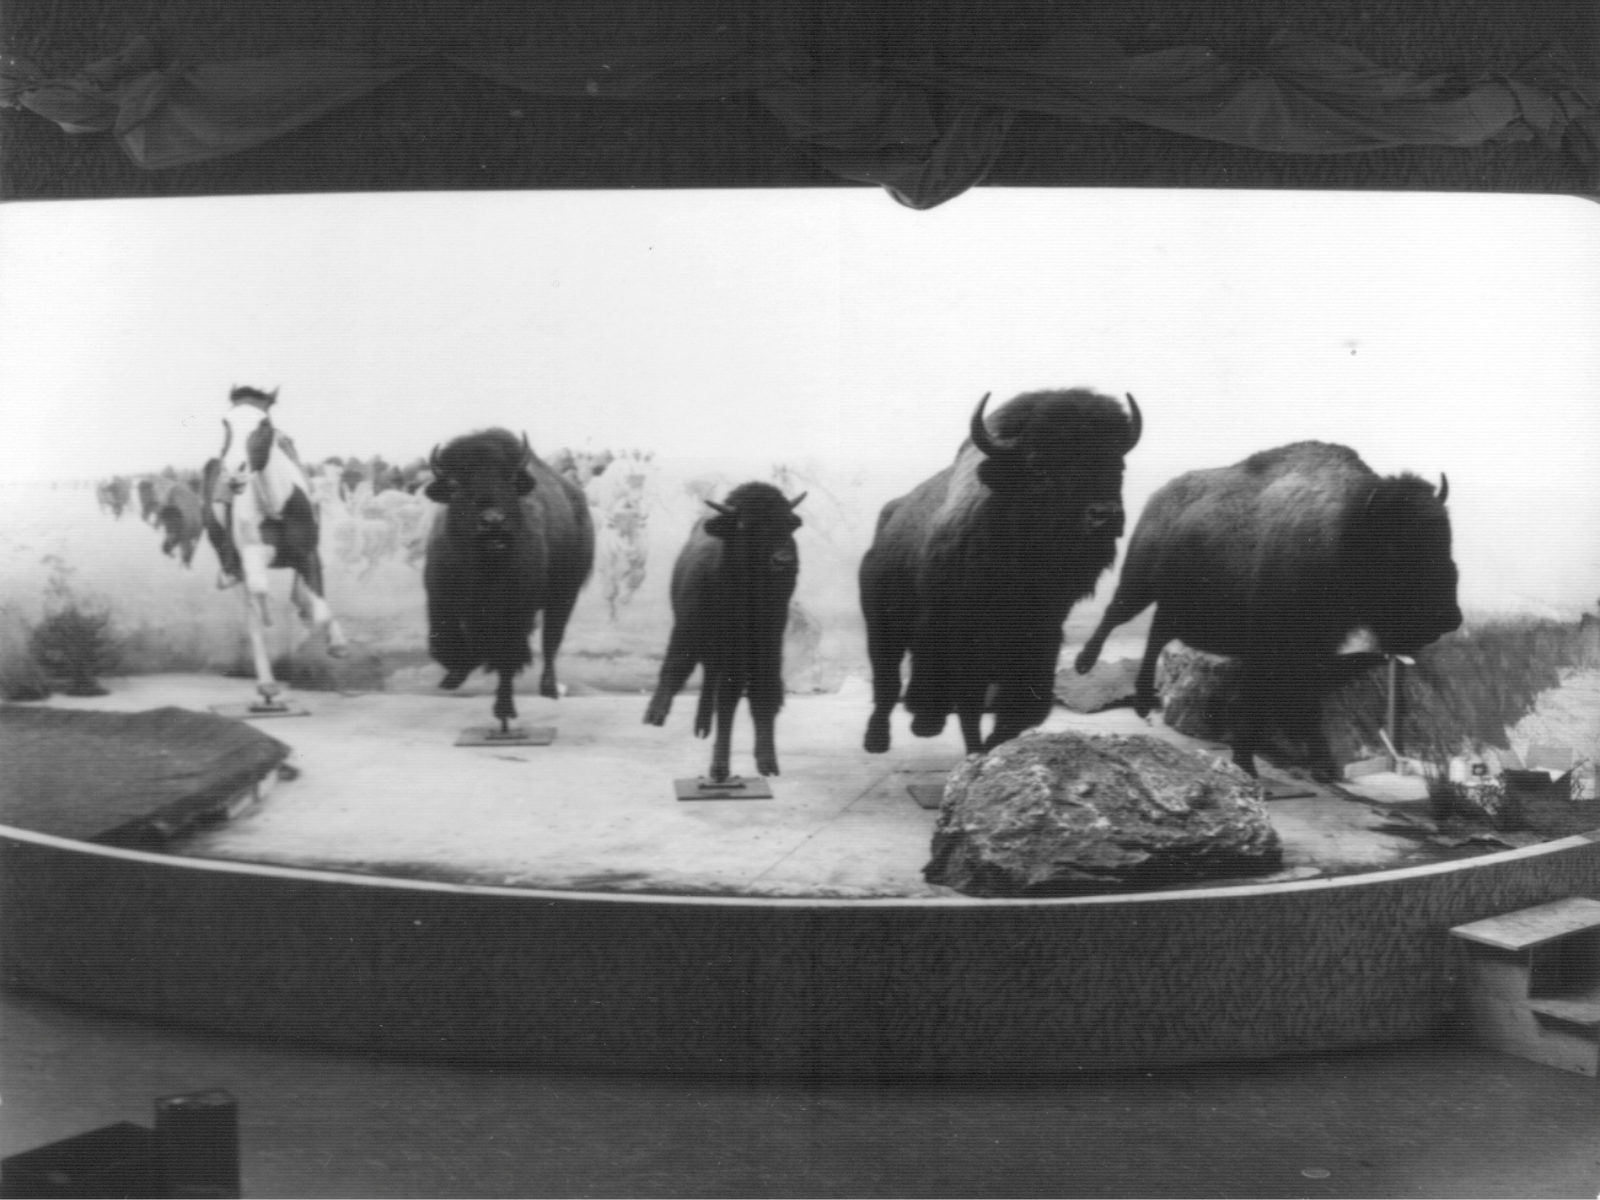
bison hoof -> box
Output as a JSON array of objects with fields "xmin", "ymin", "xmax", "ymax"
[
  {"xmin": 756, "ymin": 757, "xmax": 779, "ymax": 777},
  {"xmin": 909, "ymin": 712, "xmax": 946, "ymax": 738},
  {"xmin": 863, "ymin": 721, "xmax": 890, "ymax": 754},
  {"xmin": 1073, "ymin": 648, "xmax": 1098, "ymax": 675},
  {"xmin": 539, "ymin": 679, "xmax": 560, "ymax": 700},
  {"xmin": 643, "ymin": 701, "xmax": 668, "ymax": 726},
  {"xmin": 439, "ymin": 669, "xmax": 471, "ymax": 690}
]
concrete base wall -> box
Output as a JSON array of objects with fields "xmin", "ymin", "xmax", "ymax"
[{"xmin": 5, "ymin": 825, "xmax": 1599, "ymax": 1075}]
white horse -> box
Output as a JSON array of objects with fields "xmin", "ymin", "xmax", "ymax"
[{"xmin": 212, "ymin": 389, "xmax": 347, "ymax": 704}]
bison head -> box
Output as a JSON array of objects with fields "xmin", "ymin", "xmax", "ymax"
[
  {"xmin": 704, "ymin": 482, "xmax": 805, "ymax": 579},
  {"xmin": 425, "ymin": 429, "xmax": 538, "ymax": 553},
  {"xmin": 968, "ymin": 389, "xmax": 1141, "ymax": 547},
  {"xmin": 1355, "ymin": 473, "xmax": 1462, "ymax": 656}
]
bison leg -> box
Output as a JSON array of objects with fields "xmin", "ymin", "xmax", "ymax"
[
  {"xmin": 1075, "ymin": 590, "xmax": 1152, "ymax": 676},
  {"xmin": 492, "ymin": 669, "xmax": 518, "ymax": 727},
  {"xmin": 428, "ymin": 606, "xmax": 480, "ymax": 689},
  {"xmin": 902, "ymin": 620, "xmax": 951, "ymax": 739},
  {"xmin": 951, "ymin": 672, "xmax": 989, "ymax": 756},
  {"xmin": 1133, "ymin": 606, "xmax": 1176, "ymax": 718},
  {"xmin": 644, "ymin": 627, "xmax": 700, "ymax": 727},
  {"xmin": 707, "ymin": 681, "xmax": 743, "ymax": 783},
  {"xmin": 750, "ymin": 673, "xmax": 783, "ymax": 776},
  {"xmin": 1234, "ymin": 656, "xmax": 1296, "ymax": 778},
  {"xmin": 861, "ymin": 583, "xmax": 912, "ymax": 754},
  {"xmin": 987, "ymin": 654, "xmax": 1058, "ymax": 751},
  {"xmin": 537, "ymin": 589, "xmax": 581, "ymax": 700}
]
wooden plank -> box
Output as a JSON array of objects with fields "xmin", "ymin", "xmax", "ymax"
[
  {"xmin": 674, "ymin": 777, "xmax": 773, "ymax": 801},
  {"xmin": 1450, "ymin": 897, "xmax": 1600, "ymax": 952},
  {"xmin": 455, "ymin": 726, "xmax": 556, "ymax": 747}
]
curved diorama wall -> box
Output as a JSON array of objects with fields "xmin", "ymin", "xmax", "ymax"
[{"xmin": 5, "ymin": 824, "xmax": 1598, "ymax": 1075}]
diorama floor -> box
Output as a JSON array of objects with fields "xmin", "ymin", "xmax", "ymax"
[
  {"xmin": 5, "ymin": 986, "xmax": 1599, "ymax": 1200},
  {"xmin": 25, "ymin": 673, "xmax": 1472, "ymax": 897}
]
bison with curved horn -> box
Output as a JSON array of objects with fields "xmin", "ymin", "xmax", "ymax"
[
  {"xmin": 423, "ymin": 428, "xmax": 595, "ymax": 731},
  {"xmin": 1074, "ymin": 440, "xmax": 1461, "ymax": 776},
  {"xmin": 860, "ymin": 388, "xmax": 1142, "ymax": 756}
]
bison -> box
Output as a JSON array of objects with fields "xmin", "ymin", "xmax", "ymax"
[
  {"xmin": 860, "ymin": 388, "xmax": 1142, "ymax": 756},
  {"xmin": 1074, "ymin": 440, "xmax": 1462, "ymax": 776},
  {"xmin": 135, "ymin": 474, "xmax": 175, "ymax": 526},
  {"xmin": 644, "ymin": 482, "xmax": 805, "ymax": 783},
  {"xmin": 423, "ymin": 428, "xmax": 595, "ymax": 729},
  {"xmin": 157, "ymin": 482, "xmax": 204, "ymax": 567},
  {"xmin": 95, "ymin": 476, "xmax": 131, "ymax": 519}
]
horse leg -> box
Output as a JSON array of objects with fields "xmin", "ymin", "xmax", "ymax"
[
  {"xmin": 238, "ymin": 546, "xmax": 278, "ymax": 701},
  {"xmin": 293, "ymin": 554, "xmax": 347, "ymax": 657}
]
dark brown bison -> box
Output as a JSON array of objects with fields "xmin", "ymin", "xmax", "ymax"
[
  {"xmin": 157, "ymin": 482, "xmax": 204, "ymax": 567},
  {"xmin": 644, "ymin": 482, "xmax": 805, "ymax": 782},
  {"xmin": 135, "ymin": 474, "xmax": 174, "ymax": 526},
  {"xmin": 424, "ymin": 429, "xmax": 595, "ymax": 729},
  {"xmin": 1074, "ymin": 440, "xmax": 1462, "ymax": 775},
  {"xmin": 860, "ymin": 388, "xmax": 1142, "ymax": 756}
]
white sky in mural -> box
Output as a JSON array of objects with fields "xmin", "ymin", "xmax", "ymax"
[{"xmin": 2, "ymin": 188, "xmax": 1597, "ymax": 614}]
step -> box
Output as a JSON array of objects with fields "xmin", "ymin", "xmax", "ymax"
[
  {"xmin": 1526, "ymin": 995, "xmax": 1600, "ymax": 1032},
  {"xmin": 1450, "ymin": 897, "xmax": 1600, "ymax": 953}
]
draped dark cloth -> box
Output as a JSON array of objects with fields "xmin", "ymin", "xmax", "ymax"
[{"xmin": 2, "ymin": 30, "xmax": 1594, "ymax": 208}]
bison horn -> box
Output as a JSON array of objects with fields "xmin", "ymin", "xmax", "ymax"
[
  {"xmin": 1437, "ymin": 473, "xmax": 1449, "ymax": 505},
  {"xmin": 519, "ymin": 431, "xmax": 535, "ymax": 467},
  {"xmin": 428, "ymin": 443, "xmax": 445, "ymax": 477},
  {"xmin": 1125, "ymin": 393, "xmax": 1142, "ymax": 451},
  {"xmin": 788, "ymin": 491, "xmax": 808, "ymax": 510},
  {"xmin": 969, "ymin": 393, "xmax": 1013, "ymax": 461},
  {"xmin": 705, "ymin": 499, "xmax": 736, "ymax": 516}
]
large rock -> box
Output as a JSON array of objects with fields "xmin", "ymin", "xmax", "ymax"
[{"xmin": 925, "ymin": 731, "xmax": 1281, "ymax": 896}]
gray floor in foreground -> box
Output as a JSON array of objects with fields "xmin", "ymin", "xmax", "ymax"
[{"xmin": 3, "ymin": 989, "xmax": 1597, "ymax": 1200}]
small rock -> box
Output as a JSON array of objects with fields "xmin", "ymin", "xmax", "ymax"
[
  {"xmin": 925, "ymin": 730, "xmax": 1282, "ymax": 896},
  {"xmin": 1054, "ymin": 658, "xmax": 1140, "ymax": 713}
]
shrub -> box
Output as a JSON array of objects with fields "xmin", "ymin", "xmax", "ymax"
[
  {"xmin": 27, "ymin": 559, "xmax": 123, "ymax": 696},
  {"xmin": 0, "ymin": 604, "xmax": 51, "ymax": 701}
]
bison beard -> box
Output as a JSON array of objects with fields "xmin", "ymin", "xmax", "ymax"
[
  {"xmin": 423, "ymin": 429, "xmax": 595, "ymax": 729},
  {"xmin": 643, "ymin": 482, "xmax": 803, "ymax": 783},
  {"xmin": 860, "ymin": 389, "xmax": 1140, "ymax": 756},
  {"xmin": 1074, "ymin": 440, "xmax": 1462, "ymax": 776}
]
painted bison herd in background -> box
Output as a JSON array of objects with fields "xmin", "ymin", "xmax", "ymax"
[{"xmin": 92, "ymin": 384, "xmax": 1465, "ymax": 782}]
